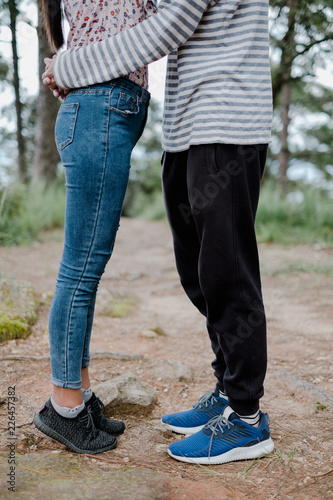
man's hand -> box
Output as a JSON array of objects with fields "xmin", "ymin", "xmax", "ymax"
[{"xmin": 43, "ymin": 56, "xmax": 69, "ymax": 100}]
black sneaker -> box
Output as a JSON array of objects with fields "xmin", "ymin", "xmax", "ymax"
[
  {"xmin": 33, "ymin": 398, "xmax": 117, "ymax": 454},
  {"xmin": 86, "ymin": 393, "xmax": 126, "ymax": 436}
]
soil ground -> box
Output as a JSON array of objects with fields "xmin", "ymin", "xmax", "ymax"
[{"xmin": 0, "ymin": 217, "xmax": 332, "ymax": 499}]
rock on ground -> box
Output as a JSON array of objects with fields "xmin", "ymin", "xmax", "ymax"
[
  {"xmin": 275, "ymin": 370, "xmax": 333, "ymax": 412},
  {"xmin": 95, "ymin": 373, "xmax": 157, "ymax": 415}
]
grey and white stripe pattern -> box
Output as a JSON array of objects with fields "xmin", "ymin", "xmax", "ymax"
[{"xmin": 54, "ymin": 0, "xmax": 272, "ymax": 152}]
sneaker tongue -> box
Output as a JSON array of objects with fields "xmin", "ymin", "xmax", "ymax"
[
  {"xmin": 223, "ymin": 406, "xmax": 238, "ymax": 421},
  {"xmin": 213, "ymin": 387, "xmax": 220, "ymax": 398}
]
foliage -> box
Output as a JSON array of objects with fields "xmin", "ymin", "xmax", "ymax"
[
  {"xmin": 270, "ymin": 0, "xmax": 333, "ymax": 97},
  {"xmin": 270, "ymin": 79, "xmax": 333, "ymax": 181},
  {"xmin": 0, "ymin": 176, "xmax": 332, "ymax": 247},
  {"xmin": 0, "ymin": 179, "xmax": 66, "ymax": 245},
  {"xmin": 123, "ymin": 99, "xmax": 164, "ymax": 219},
  {"xmin": 1, "ymin": 4, "xmax": 333, "ymax": 243},
  {"xmin": 0, "ymin": 0, "xmax": 38, "ymax": 182},
  {"xmin": 0, "ymin": 52, "xmax": 9, "ymax": 83},
  {"xmin": 269, "ymin": 0, "xmax": 333, "ymax": 186},
  {"xmin": 256, "ymin": 179, "xmax": 333, "ymax": 244},
  {"xmin": 0, "ymin": 95, "xmax": 39, "ymax": 176}
]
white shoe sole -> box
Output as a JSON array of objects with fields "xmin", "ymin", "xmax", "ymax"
[
  {"xmin": 167, "ymin": 437, "xmax": 274, "ymax": 464},
  {"xmin": 161, "ymin": 419, "xmax": 205, "ymax": 435}
]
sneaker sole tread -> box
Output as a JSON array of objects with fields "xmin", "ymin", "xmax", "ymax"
[{"xmin": 168, "ymin": 437, "xmax": 274, "ymax": 464}]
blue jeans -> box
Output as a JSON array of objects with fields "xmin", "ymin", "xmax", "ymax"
[{"xmin": 49, "ymin": 77, "xmax": 150, "ymax": 389}]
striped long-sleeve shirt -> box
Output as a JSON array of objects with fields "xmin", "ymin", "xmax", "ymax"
[{"xmin": 53, "ymin": 0, "xmax": 272, "ymax": 152}]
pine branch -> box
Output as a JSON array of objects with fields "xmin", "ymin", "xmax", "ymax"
[{"xmin": 296, "ymin": 34, "xmax": 333, "ymax": 56}]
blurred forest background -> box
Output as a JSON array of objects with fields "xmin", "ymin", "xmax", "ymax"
[{"xmin": 0, "ymin": 0, "xmax": 333, "ymax": 245}]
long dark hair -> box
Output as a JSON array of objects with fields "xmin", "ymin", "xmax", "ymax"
[{"xmin": 42, "ymin": 0, "xmax": 64, "ymax": 51}]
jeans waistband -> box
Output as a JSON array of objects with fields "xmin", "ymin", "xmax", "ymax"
[{"xmin": 70, "ymin": 77, "xmax": 151, "ymax": 104}]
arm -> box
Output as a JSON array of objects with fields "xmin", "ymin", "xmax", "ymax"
[{"xmin": 53, "ymin": 0, "xmax": 218, "ymax": 89}]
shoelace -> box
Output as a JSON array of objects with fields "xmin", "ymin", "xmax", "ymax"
[
  {"xmin": 204, "ymin": 414, "xmax": 234, "ymax": 458},
  {"xmin": 193, "ymin": 391, "xmax": 217, "ymax": 409},
  {"xmin": 92, "ymin": 396, "xmax": 105, "ymax": 414},
  {"xmin": 92, "ymin": 397, "xmax": 123, "ymax": 429},
  {"xmin": 80, "ymin": 406, "xmax": 97, "ymax": 439}
]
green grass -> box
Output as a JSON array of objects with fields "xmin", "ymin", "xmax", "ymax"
[
  {"xmin": 107, "ymin": 297, "xmax": 136, "ymax": 318},
  {"xmin": 272, "ymin": 262, "xmax": 333, "ymax": 278},
  {"xmin": 0, "ymin": 313, "xmax": 31, "ymax": 342},
  {"xmin": 0, "ymin": 181, "xmax": 66, "ymax": 245},
  {"xmin": 316, "ymin": 402, "xmax": 328, "ymax": 412},
  {"xmin": 1, "ymin": 179, "xmax": 332, "ymax": 247},
  {"xmin": 125, "ymin": 189, "xmax": 166, "ymax": 221},
  {"xmin": 240, "ymin": 447, "xmax": 297, "ymax": 477},
  {"xmin": 126, "ymin": 179, "xmax": 333, "ymax": 245},
  {"xmin": 256, "ymin": 181, "xmax": 333, "ymax": 245}
]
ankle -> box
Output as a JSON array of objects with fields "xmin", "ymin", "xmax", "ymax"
[
  {"xmin": 52, "ymin": 386, "xmax": 83, "ymax": 408},
  {"xmin": 81, "ymin": 367, "xmax": 90, "ymax": 390}
]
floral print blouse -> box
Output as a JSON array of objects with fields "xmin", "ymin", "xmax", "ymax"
[{"xmin": 63, "ymin": 0, "xmax": 157, "ymax": 88}]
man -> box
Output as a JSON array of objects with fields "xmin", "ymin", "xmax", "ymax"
[{"xmin": 44, "ymin": 0, "xmax": 274, "ymax": 464}]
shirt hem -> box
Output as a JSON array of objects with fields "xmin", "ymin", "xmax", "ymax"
[{"xmin": 162, "ymin": 135, "xmax": 272, "ymax": 153}]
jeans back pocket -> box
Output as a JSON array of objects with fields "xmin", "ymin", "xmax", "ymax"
[
  {"xmin": 111, "ymin": 89, "xmax": 139, "ymax": 117},
  {"xmin": 55, "ymin": 102, "xmax": 79, "ymax": 151}
]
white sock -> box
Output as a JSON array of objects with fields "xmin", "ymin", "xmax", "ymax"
[
  {"xmin": 219, "ymin": 390, "xmax": 228, "ymax": 399},
  {"xmin": 237, "ymin": 409, "xmax": 260, "ymax": 428},
  {"xmin": 51, "ymin": 396, "xmax": 85, "ymax": 419},
  {"xmin": 81, "ymin": 387, "xmax": 93, "ymax": 403}
]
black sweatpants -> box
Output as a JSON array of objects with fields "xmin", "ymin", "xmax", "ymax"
[{"xmin": 162, "ymin": 143, "xmax": 268, "ymax": 415}]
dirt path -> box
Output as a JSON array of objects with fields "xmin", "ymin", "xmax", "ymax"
[{"xmin": 0, "ymin": 218, "xmax": 333, "ymax": 499}]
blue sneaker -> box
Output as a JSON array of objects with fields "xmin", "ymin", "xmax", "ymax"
[
  {"xmin": 161, "ymin": 390, "xmax": 228, "ymax": 434},
  {"xmin": 167, "ymin": 406, "xmax": 274, "ymax": 464}
]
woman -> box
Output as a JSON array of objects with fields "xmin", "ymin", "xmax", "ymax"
[{"xmin": 34, "ymin": 0, "xmax": 155, "ymax": 454}]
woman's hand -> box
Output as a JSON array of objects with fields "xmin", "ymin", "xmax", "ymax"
[{"xmin": 43, "ymin": 56, "xmax": 69, "ymax": 100}]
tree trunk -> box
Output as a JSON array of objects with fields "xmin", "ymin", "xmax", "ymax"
[
  {"xmin": 278, "ymin": 83, "xmax": 291, "ymax": 191},
  {"xmin": 277, "ymin": 0, "xmax": 298, "ymax": 192},
  {"xmin": 8, "ymin": 0, "xmax": 27, "ymax": 182},
  {"xmin": 33, "ymin": 0, "xmax": 60, "ymax": 182}
]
